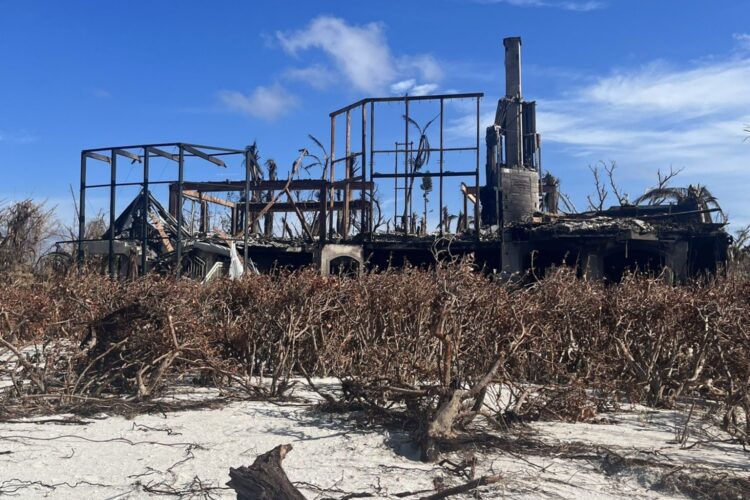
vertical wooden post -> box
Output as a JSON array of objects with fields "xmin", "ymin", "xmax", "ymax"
[
  {"xmin": 329, "ymin": 115, "xmax": 336, "ymax": 239},
  {"xmin": 175, "ymin": 146, "xmax": 184, "ymax": 277},
  {"xmin": 369, "ymin": 101, "xmax": 375, "ymax": 234},
  {"xmin": 77, "ymin": 153, "xmax": 87, "ymax": 266},
  {"xmin": 108, "ymin": 150, "xmax": 117, "ymax": 278},
  {"xmin": 475, "ymin": 96, "xmax": 481, "ymax": 237},
  {"xmin": 141, "ymin": 147, "xmax": 149, "ymax": 274},
  {"xmin": 439, "ymin": 98, "xmax": 444, "ymax": 237},
  {"xmin": 342, "ymin": 110, "xmax": 351, "ymax": 238},
  {"xmin": 360, "ymin": 103, "xmax": 367, "ymax": 234}
]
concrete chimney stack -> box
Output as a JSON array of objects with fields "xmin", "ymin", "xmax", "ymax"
[
  {"xmin": 502, "ymin": 37, "xmax": 523, "ymax": 170},
  {"xmin": 503, "ymin": 37, "xmax": 522, "ymax": 99},
  {"xmin": 481, "ymin": 36, "xmax": 540, "ymax": 228}
]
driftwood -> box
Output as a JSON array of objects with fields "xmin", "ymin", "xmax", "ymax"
[
  {"xmin": 227, "ymin": 444, "xmax": 305, "ymax": 500},
  {"xmin": 419, "ymin": 474, "xmax": 502, "ymax": 499}
]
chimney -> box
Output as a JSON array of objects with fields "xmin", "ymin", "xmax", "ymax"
[
  {"xmin": 502, "ymin": 37, "xmax": 523, "ymax": 169},
  {"xmin": 503, "ymin": 37, "xmax": 522, "ymax": 99}
]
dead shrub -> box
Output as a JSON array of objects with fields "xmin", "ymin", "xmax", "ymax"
[
  {"xmin": 0, "ymin": 199, "xmax": 56, "ymax": 275},
  {"xmin": 1, "ymin": 261, "xmax": 749, "ymax": 450}
]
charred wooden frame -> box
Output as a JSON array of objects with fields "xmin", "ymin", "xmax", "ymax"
[
  {"xmin": 78, "ymin": 143, "xmax": 246, "ymax": 278},
  {"xmin": 329, "ymin": 93, "xmax": 483, "ymax": 239}
]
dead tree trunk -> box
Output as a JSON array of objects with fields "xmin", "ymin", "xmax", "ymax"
[
  {"xmin": 227, "ymin": 444, "xmax": 305, "ymax": 500},
  {"xmin": 420, "ymin": 353, "xmax": 507, "ymax": 461}
]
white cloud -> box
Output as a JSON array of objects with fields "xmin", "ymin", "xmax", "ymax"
[
  {"xmin": 277, "ymin": 16, "xmax": 441, "ymax": 95},
  {"xmin": 277, "ymin": 16, "xmax": 394, "ymax": 94},
  {"xmin": 734, "ymin": 33, "xmax": 750, "ymax": 52},
  {"xmin": 390, "ymin": 79, "xmax": 439, "ymax": 96},
  {"xmin": 92, "ymin": 88, "xmax": 111, "ymax": 98},
  {"xmin": 217, "ymin": 83, "xmax": 298, "ymax": 120},
  {"xmin": 396, "ymin": 54, "xmax": 444, "ymax": 82},
  {"xmin": 283, "ymin": 64, "xmax": 336, "ymax": 90},
  {"xmin": 410, "ymin": 83, "xmax": 439, "ymax": 96},
  {"xmin": 582, "ymin": 59, "xmax": 750, "ymax": 117},
  {"xmin": 539, "ymin": 56, "xmax": 750, "ymax": 154},
  {"xmin": 478, "ymin": 0, "xmax": 604, "ymax": 11},
  {"xmin": 390, "ymin": 79, "xmax": 416, "ymax": 95}
]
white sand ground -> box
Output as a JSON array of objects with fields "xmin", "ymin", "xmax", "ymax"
[{"xmin": 1, "ymin": 380, "xmax": 747, "ymax": 499}]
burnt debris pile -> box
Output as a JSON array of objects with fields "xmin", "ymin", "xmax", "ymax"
[{"xmin": 72, "ymin": 37, "xmax": 729, "ymax": 282}]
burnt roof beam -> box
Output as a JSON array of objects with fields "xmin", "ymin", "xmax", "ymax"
[
  {"xmin": 113, "ymin": 149, "xmax": 142, "ymax": 163},
  {"xmin": 146, "ymin": 146, "xmax": 179, "ymax": 162},
  {"xmin": 84, "ymin": 152, "xmax": 111, "ymax": 163},
  {"xmin": 181, "ymin": 144, "xmax": 226, "ymax": 167}
]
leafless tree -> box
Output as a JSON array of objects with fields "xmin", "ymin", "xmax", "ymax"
[
  {"xmin": 603, "ymin": 161, "xmax": 628, "ymax": 205},
  {"xmin": 729, "ymin": 224, "xmax": 750, "ymax": 273},
  {"xmin": 635, "ymin": 165, "xmax": 684, "ymax": 205},
  {"xmin": 0, "ymin": 199, "xmax": 57, "ymax": 273},
  {"xmin": 586, "ymin": 163, "xmax": 608, "ymax": 211}
]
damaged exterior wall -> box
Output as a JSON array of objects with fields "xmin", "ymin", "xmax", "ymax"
[{"xmin": 501, "ymin": 215, "xmax": 729, "ymax": 282}]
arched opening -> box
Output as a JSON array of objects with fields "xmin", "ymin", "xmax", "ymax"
[{"xmin": 329, "ymin": 255, "xmax": 360, "ymax": 276}]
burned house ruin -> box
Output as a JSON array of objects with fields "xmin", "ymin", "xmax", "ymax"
[{"xmin": 74, "ymin": 37, "xmax": 730, "ymax": 281}]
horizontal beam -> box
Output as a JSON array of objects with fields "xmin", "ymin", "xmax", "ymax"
[
  {"xmin": 82, "ymin": 142, "xmax": 246, "ymax": 155},
  {"xmin": 329, "ymin": 92, "xmax": 484, "ymax": 117},
  {"xmin": 638, "ymin": 207, "xmax": 722, "ymax": 219},
  {"xmin": 84, "ymin": 152, "xmax": 111, "ymax": 163},
  {"xmin": 179, "ymin": 179, "xmax": 374, "ymax": 192},
  {"xmin": 84, "ymin": 180, "xmax": 173, "ymax": 189},
  {"xmin": 245, "ymin": 199, "xmax": 367, "ymax": 212},
  {"xmin": 372, "ymin": 146, "xmax": 478, "ymax": 154},
  {"xmin": 181, "ymin": 143, "xmax": 246, "ymax": 153},
  {"xmin": 147, "ymin": 146, "xmax": 178, "ymax": 161},
  {"xmin": 113, "ymin": 148, "xmax": 142, "ymax": 163},
  {"xmin": 331, "ymin": 152, "xmax": 364, "ymax": 164},
  {"xmin": 182, "ymin": 189, "xmax": 237, "ymax": 208},
  {"xmin": 373, "ymin": 170, "xmax": 476, "ymax": 179},
  {"xmin": 181, "ymin": 144, "xmax": 226, "ymax": 167}
]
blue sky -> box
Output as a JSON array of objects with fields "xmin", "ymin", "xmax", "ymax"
[{"xmin": 1, "ymin": 0, "xmax": 749, "ymax": 229}]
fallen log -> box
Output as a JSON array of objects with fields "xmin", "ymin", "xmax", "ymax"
[
  {"xmin": 418, "ymin": 473, "xmax": 502, "ymax": 499},
  {"xmin": 227, "ymin": 444, "xmax": 305, "ymax": 500}
]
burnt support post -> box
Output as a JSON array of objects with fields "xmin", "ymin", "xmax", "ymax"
[
  {"xmin": 404, "ymin": 98, "xmax": 410, "ymax": 232},
  {"xmin": 342, "ymin": 110, "xmax": 351, "ymax": 238},
  {"xmin": 394, "ymin": 141, "xmax": 399, "ymax": 225},
  {"xmin": 244, "ymin": 148, "xmax": 251, "ymax": 267},
  {"xmin": 319, "ymin": 185, "xmax": 327, "ymax": 241},
  {"xmin": 475, "ymin": 96, "xmax": 481, "ymax": 237},
  {"xmin": 360, "ymin": 102, "xmax": 367, "ymax": 234},
  {"xmin": 175, "ymin": 145, "xmax": 184, "ymax": 277},
  {"xmin": 108, "ymin": 149, "xmax": 117, "ymax": 278},
  {"xmin": 329, "ymin": 115, "xmax": 335, "ymax": 239},
  {"xmin": 78, "ymin": 153, "xmax": 87, "ymax": 266},
  {"xmin": 439, "ymin": 98, "xmax": 444, "ymax": 237},
  {"xmin": 141, "ymin": 147, "xmax": 149, "ymax": 274},
  {"xmin": 463, "ymin": 191, "xmax": 468, "ymax": 232},
  {"xmin": 368, "ymin": 101, "xmax": 375, "ymax": 234}
]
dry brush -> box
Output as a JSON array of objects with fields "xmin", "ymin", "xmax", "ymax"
[{"xmin": 1, "ymin": 263, "xmax": 749, "ymax": 456}]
